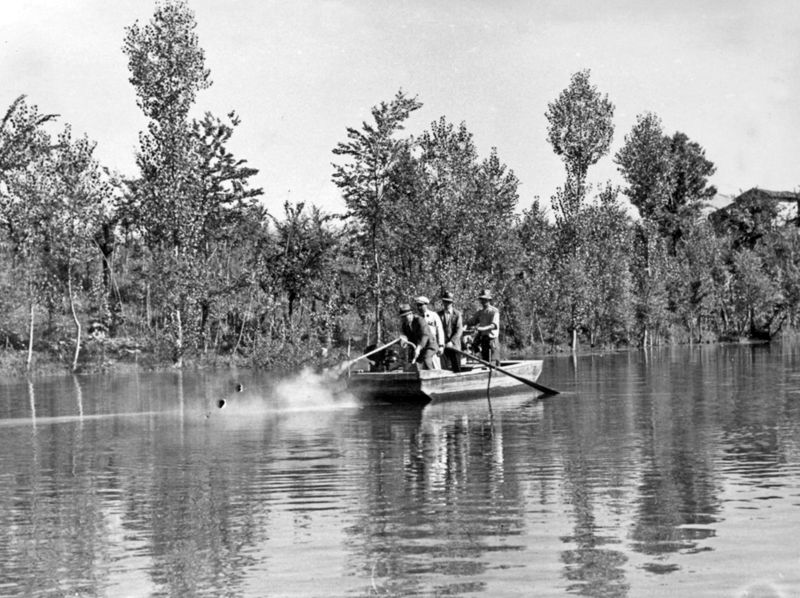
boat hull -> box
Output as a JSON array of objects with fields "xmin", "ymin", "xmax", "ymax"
[{"xmin": 345, "ymin": 360, "xmax": 544, "ymax": 404}]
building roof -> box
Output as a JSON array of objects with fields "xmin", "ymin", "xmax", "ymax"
[{"xmin": 735, "ymin": 188, "xmax": 799, "ymax": 202}]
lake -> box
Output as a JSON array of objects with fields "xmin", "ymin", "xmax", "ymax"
[{"xmin": 1, "ymin": 344, "xmax": 799, "ymax": 597}]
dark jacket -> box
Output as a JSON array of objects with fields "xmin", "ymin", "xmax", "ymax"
[
  {"xmin": 438, "ymin": 307, "xmax": 464, "ymax": 347},
  {"xmin": 401, "ymin": 315, "xmax": 437, "ymax": 351}
]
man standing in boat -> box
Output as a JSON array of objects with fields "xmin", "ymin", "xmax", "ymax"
[
  {"xmin": 398, "ymin": 303, "xmax": 438, "ymax": 369},
  {"xmin": 438, "ymin": 291, "xmax": 464, "ymax": 372},
  {"xmin": 415, "ymin": 296, "xmax": 444, "ymax": 369},
  {"xmin": 467, "ymin": 289, "xmax": 500, "ymax": 364}
]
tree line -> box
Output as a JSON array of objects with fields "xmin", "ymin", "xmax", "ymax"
[{"xmin": 1, "ymin": 0, "xmax": 798, "ymax": 372}]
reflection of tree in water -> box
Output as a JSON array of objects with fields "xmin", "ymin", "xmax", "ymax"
[
  {"xmin": 630, "ymin": 382, "xmax": 721, "ymax": 568},
  {"xmin": 559, "ymin": 441, "xmax": 630, "ymax": 597},
  {"xmin": 0, "ymin": 378, "xmax": 109, "ymax": 596},
  {"xmin": 0, "ymin": 373, "xmax": 275, "ymax": 597},
  {"xmin": 345, "ymin": 406, "xmax": 526, "ymax": 596},
  {"xmin": 719, "ymin": 345, "xmax": 799, "ymax": 477}
]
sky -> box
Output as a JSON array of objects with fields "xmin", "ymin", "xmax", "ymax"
[{"xmin": 2, "ymin": 0, "xmax": 799, "ymax": 215}]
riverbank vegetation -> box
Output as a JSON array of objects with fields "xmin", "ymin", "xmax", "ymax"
[{"xmin": 1, "ymin": 1, "xmax": 798, "ymax": 374}]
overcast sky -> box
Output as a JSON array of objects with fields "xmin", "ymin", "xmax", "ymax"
[{"xmin": 2, "ymin": 0, "xmax": 799, "ymax": 215}]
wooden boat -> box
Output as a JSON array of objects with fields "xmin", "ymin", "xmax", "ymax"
[{"xmin": 345, "ymin": 360, "xmax": 544, "ymax": 404}]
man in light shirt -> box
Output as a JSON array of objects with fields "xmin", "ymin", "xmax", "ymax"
[{"xmin": 415, "ymin": 296, "xmax": 444, "ymax": 369}]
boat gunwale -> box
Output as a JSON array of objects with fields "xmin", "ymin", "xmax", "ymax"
[{"xmin": 347, "ymin": 359, "xmax": 541, "ymax": 381}]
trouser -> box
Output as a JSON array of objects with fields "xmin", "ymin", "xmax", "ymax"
[
  {"xmin": 473, "ymin": 336, "xmax": 498, "ymax": 364},
  {"xmin": 416, "ymin": 348, "xmax": 437, "ymax": 370},
  {"xmin": 441, "ymin": 347, "xmax": 462, "ymax": 373}
]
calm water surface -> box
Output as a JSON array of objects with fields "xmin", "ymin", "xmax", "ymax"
[{"xmin": 1, "ymin": 345, "xmax": 800, "ymax": 597}]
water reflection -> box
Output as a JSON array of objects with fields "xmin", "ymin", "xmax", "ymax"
[
  {"xmin": 346, "ymin": 398, "xmax": 534, "ymax": 596},
  {"xmin": 1, "ymin": 345, "xmax": 800, "ymax": 597}
]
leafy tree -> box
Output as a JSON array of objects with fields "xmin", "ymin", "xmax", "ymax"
[
  {"xmin": 410, "ymin": 117, "xmax": 480, "ymax": 289},
  {"xmin": 547, "ymin": 183, "xmax": 592, "ymax": 351},
  {"xmin": 709, "ymin": 191, "xmax": 782, "ymax": 250},
  {"xmin": 630, "ymin": 221, "xmax": 670, "ymax": 346},
  {"xmin": 545, "ymin": 70, "xmax": 615, "ymax": 214},
  {"xmin": 1, "ymin": 122, "xmax": 111, "ymax": 370},
  {"xmin": 514, "ymin": 199, "xmax": 554, "ymax": 347},
  {"xmin": 124, "ymin": 0, "xmax": 210, "ymax": 126},
  {"xmin": 721, "ymin": 228, "xmax": 800, "ymax": 340},
  {"xmin": 385, "ymin": 118, "xmax": 520, "ymax": 311},
  {"xmin": 0, "ymin": 99, "xmax": 61, "ymax": 367},
  {"xmin": 762, "ymin": 229, "xmax": 800, "ymax": 334},
  {"xmin": 124, "ymin": 0, "xmax": 265, "ymax": 365},
  {"xmin": 186, "ymin": 111, "xmax": 262, "ymax": 351},
  {"xmin": 663, "ymin": 132, "xmax": 717, "ymax": 246},
  {"xmin": 1, "ymin": 157, "xmax": 55, "ymax": 368},
  {"xmin": 44, "ymin": 127, "xmax": 112, "ymax": 370},
  {"xmin": 729, "ymin": 248, "xmax": 781, "ymax": 338},
  {"xmin": 616, "ymin": 113, "xmax": 716, "ymax": 251},
  {"xmin": 270, "ymin": 202, "xmax": 339, "ymax": 323},
  {"xmin": 0, "ymin": 95, "xmax": 57, "ymax": 181},
  {"xmin": 473, "ymin": 147, "xmax": 521, "ymax": 281},
  {"xmin": 668, "ymin": 221, "xmax": 726, "ymax": 342},
  {"xmin": 613, "ymin": 112, "xmax": 672, "ymax": 221},
  {"xmin": 332, "ymin": 90, "xmax": 422, "ymax": 343},
  {"xmin": 581, "ymin": 185, "xmax": 634, "ymax": 346}
]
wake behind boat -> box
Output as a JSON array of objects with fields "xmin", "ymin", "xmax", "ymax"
[{"xmin": 345, "ymin": 359, "xmax": 544, "ymax": 404}]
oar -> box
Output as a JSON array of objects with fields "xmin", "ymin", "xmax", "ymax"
[
  {"xmin": 452, "ymin": 348, "xmax": 559, "ymax": 395},
  {"xmin": 337, "ymin": 338, "xmax": 402, "ymax": 375}
]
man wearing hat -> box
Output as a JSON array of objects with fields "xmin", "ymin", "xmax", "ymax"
[
  {"xmin": 467, "ymin": 289, "xmax": 500, "ymax": 363},
  {"xmin": 415, "ymin": 295, "xmax": 444, "ymax": 369},
  {"xmin": 438, "ymin": 291, "xmax": 464, "ymax": 372},
  {"xmin": 398, "ymin": 303, "xmax": 437, "ymax": 369}
]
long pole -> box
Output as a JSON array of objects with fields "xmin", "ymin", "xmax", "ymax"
[
  {"xmin": 452, "ymin": 348, "xmax": 559, "ymax": 395},
  {"xmin": 337, "ymin": 338, "xmax": 402, "ymax": 375}
]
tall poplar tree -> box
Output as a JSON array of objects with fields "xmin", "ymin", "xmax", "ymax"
[
  {"xmin": 545, "ymin": 70, "xmax": 614, "ymax": 351},
  {"xmin": 124, "ymin": 0, "xmax": 212, "ymax": 364},
  {"xmin": 545, "ymin": 70, "xmax": 614, "ymax": 214}
]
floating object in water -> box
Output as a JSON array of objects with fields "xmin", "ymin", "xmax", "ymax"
[{"xmin": 217, "ymin": 383, "xmax": 243, "ymax": 410}]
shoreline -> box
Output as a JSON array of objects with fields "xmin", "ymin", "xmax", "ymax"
[{"xmin": 0, "ymin": 336, "xmax": 779, "ymax": 381}]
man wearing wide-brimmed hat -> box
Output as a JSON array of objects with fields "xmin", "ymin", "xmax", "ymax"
[
  {"xmin": 437, "ymin": 291, "xmax": 464, "ymax": 372},
  {"xmin": 398, "ymin": 302, "xmax": 437, "ymax": 369},
  {"xmin": 466, "ymin": 289, "xmax": 500, "ymax": 363}
]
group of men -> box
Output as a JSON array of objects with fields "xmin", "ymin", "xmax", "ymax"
[{"xmin": 396, "ymin": 289, "xmax": 500, "ymax": 372}]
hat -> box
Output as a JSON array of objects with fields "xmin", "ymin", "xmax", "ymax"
[
  {"xmin": 441, "ymin": 291, "xmax": 454, "ymax": 303},
  {"xmin": 478, "ymin": 289, "xmax": 493, "ymax": 300},
  {"xmin": 414, "ymin": 296, "xmax": 429, "ymax": 305},
  {"xmin": 398, "ymin": 303, "xmax": 413, "ymax": 316}
]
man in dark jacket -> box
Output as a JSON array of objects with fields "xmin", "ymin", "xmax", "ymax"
[
  {"xmin": 437, "ymin": 291, "xmax": 464, "ymax": 372},
  {"xmin": 398, "ymin": 303, "xmax": 437, "ymax": 369}
]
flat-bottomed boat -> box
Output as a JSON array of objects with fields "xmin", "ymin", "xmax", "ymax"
[{"xmin": 345, "ymin": 360, "xmax": 543, "ymax": 404}]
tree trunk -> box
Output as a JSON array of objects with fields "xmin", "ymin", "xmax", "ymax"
[
  {"xmin": 233, "ymin": 290, "xmax": 253, "ymax": 356},
  {"xmin": 26, "ymin": 301, "xmax": 34, "ymax": 371},
  {"xmin": 68, "ymin": 265, "xmax": 82, "ymax": 372},
  {"xmin": 146, "ymin": 283, "xmax": 152, "ymax": 329},
  {"xmin": 199, "ymin": 300, "xmax": 209, "ymax": 354},
  {"xmin": 373, "ymin": 241, "xmax": 382, "ymax": 344},
  {"xmin": 571, "ymin": 327, "xmax": 578, "ymax": 353},
  {"xmin": 174, "ymin": 308, "xmax": 183, "ymax": 368}
]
